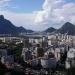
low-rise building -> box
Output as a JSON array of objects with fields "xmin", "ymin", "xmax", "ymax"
[
  {"xmin": 21, "ymin": 48, "xmax": 32, "ymax": 61},
  {"xmin": 0, "ymin": 49, "xmax": 7, "ymax": 58},
  {"xmin": 65, "ymin": 48, "xmax": 75, "ymax": 69},
  {"xmin": 1, "ymin": 55, "xmax": 14, "ymax": 68},
  {"xmin": 41, "ymin": 56, "xmax": 57, "ymax": 69}
]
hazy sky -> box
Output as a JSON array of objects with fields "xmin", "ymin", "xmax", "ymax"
[{"xmin": 0, "ymin": 0, "xmax": 75, "ymax": 31}]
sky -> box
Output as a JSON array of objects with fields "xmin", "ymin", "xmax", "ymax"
[{"xmin": 0, "ymin": 0, "xmax": 75, "ymax": 31}]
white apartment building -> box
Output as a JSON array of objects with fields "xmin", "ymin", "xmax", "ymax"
[{"xmin": 65, "ymin": 48, "xmax": 75, "ymax": 69}]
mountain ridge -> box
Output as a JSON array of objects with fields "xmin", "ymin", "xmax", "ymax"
[
  {"xmin": 56, "ymin": 22, "xmax": 75, "ymax": 35},
  {"xmin": 44, "ymin": 27, "xmax": 56, "ymax": 33},
  {"xmin": 0, "ymin": 15, "xmax": 75, "ymax": 35},
  {"xmin": 0, "ymin": 15, "xmax": 34, "ymax": 34},
  {"xmin": 44, "ymin": 22, "xmax": 75, "ymax": 35}
]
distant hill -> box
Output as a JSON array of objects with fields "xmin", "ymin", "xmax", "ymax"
[
  {"xmin": 44, "ymin": 27, "xmax": 56, "ymax": 33},
  {"xmin": 56, "ymin": 22, "xmax": 75, "ymax": 35},
  {"xmin": 44, "ymin": 22, "xmax": 75, "ymax": 35},
  {"xmin": 0, "ymin": 15, "xmax": 33, "ymax": 34}
]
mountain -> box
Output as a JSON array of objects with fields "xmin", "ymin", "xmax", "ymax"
[
  {"xmin": 56, "ymin": 22, "xmax": 75, "ymax": 35},
  {"xmin": 44, "ymin": 27, "xmax": 56, "ymax": 33},
  {"xmin": 1, "ymin": 15, "xmax": 75, "ymax": 35},
  {"xmin": 17, "ymin": 26, "xmax": 33, "ymax": 33},
  {"xmin": 0, "ymin": 15, "xmax": 33, "ymax": 34},
  {"xmin": 26, "ymin": 29, "xmax": 34, "ymax": 33},
  {"xmin": 17, "ymin": 26, "xmax": 27, "ymax": 33},
  {"xmin": 44, "ymin": 22, "xmax": 75, "ymax": 35}
]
